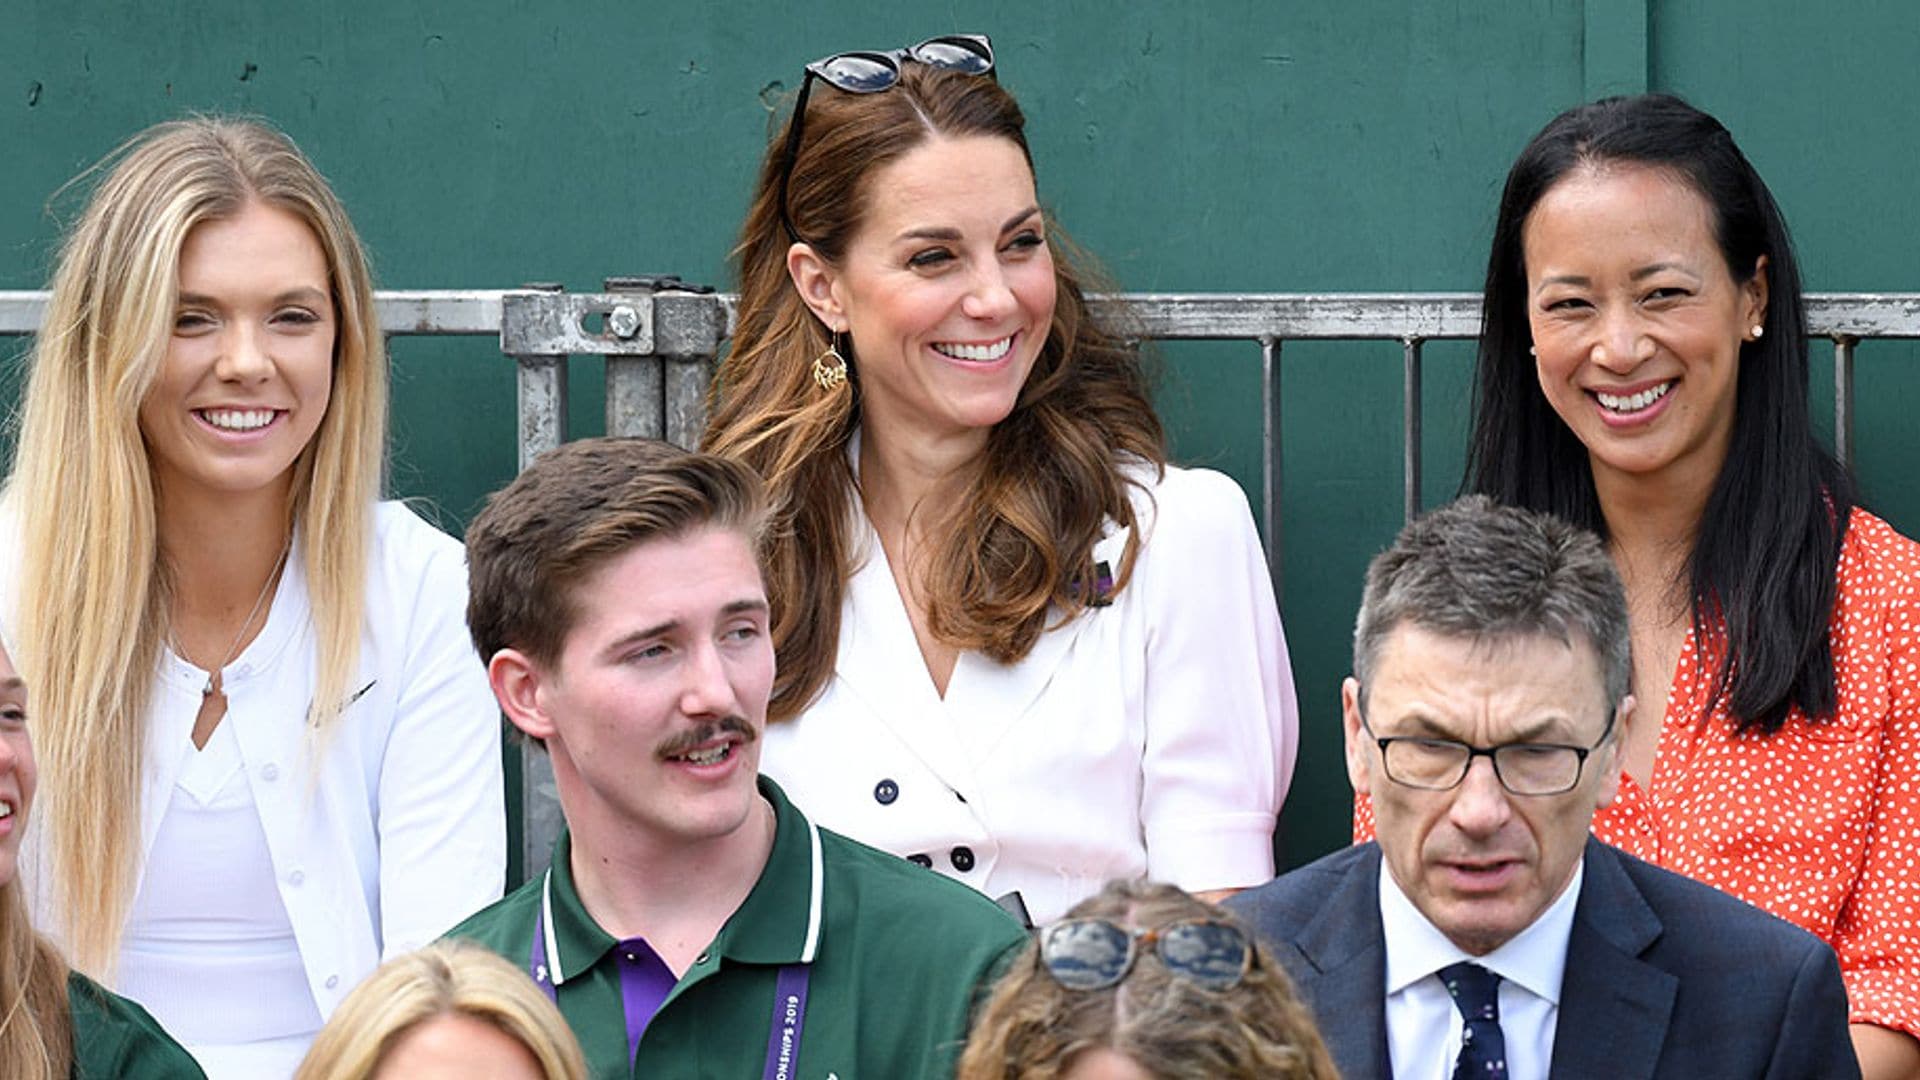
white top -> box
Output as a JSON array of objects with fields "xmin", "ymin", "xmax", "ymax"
[
  {"xmin": 119, "ymin": 721, "xmax": 321, "ymax": 1077},
  {"xmin": 5, "ymin": 501, "xmax": 506, "ymax": 1046},
  {"xmin": 759, "ymin": 461, "xmax": 1299, "ymax": 925},
  {"xmin": 1378, "ymin": 858, "xmax": 1582, "ymax": 1080}
]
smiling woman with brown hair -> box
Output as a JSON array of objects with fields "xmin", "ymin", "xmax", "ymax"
[{"xmin": 704, "ymin": 35, "xmax": 1299, "ymax": 926}]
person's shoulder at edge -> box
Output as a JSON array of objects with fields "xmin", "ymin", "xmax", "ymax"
[
  {"xmin": 68, "ymin": 970, "xmax": 207, "ymax": 1080},
  {"xmin": 1595, "ymin": 840, "xmax": 1842, "ymax": 961},
  {"xmin": 1115, "ymin": 459, "xmax": 1256, "ymax": 534},
  {"xmin": 370, "ymin": 498, "xmax": 468, "ymax": 566},
  {"xmin": 1224, "ymin": 842, "xmax": 1375, "ymax": 931},
  {"xmin": 1112, "ymin": 462, "xmax": 1269, "ymax": 601},
  {"xmin": 813, "ymin": 819, "xmax": 1028, "ymax": 1070},
  {"xmin": 1843, "ymin": 506, "xmax": 1920, "ymax": 579},
  {"xmin": 442, "ymin": 871, "xmax": 544, "ymax": 954}
]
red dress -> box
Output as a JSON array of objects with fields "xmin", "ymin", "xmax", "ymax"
[{"xmin": 1354, "ymin": 509, "xmax": 1920, "ymax": 1037}]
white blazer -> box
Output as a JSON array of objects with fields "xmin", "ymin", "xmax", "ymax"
[
  {"xmin": 759, "ymin": 464, "xmax": 1298, "ymax": 925},
  {"xmin": 7, "ymin": 502, "xmax": 505, "ymax": 1020}
]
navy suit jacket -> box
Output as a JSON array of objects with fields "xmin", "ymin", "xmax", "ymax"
[{"xmin": 1227, "ymin": 838, "xmax": 1858, "ymax": 1079}]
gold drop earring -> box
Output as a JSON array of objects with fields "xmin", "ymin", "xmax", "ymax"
[{"xmin": 813, "ymin": 330, "xmax": 849, "ymax": 391}]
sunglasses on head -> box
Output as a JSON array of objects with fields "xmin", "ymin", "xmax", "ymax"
[
  {"xmin": 776, "ymin": 33, "xmax": 997, "ymax": 243},
  {"xmin": 1038, "ymin": 918, "xmax": 1254, "ymax": 992}
]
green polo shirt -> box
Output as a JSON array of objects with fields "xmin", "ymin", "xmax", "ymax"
[
  {"xmin": 69, "ymin": 972, "xmax": 205, "ymax": 1079},
  {"xmin": 448, "ymin": 777, "xmax": 1025, "ymax": 1079}
]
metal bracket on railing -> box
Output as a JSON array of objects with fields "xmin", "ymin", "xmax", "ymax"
[
  {"xmin": 594, "ymin": 277, "xmax": 729, "ymax": 446},
  {"xmin": 656, "ymin": 283, "xmax": 728, "ymax": 447},
  {"xmin": 603, "ymin": 278, "xmax": 664, "ymax": 440},
  {"xmin": 501, "ymin": 288, "xmax": 657, "ymax": 356}
]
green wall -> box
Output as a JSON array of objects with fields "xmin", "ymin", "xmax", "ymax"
[{"xmin": 5, "ymin": 1, "xmax": 1917, "ymax": 871}]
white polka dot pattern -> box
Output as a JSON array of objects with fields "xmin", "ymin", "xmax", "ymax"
[{"xmin": 1355, "ymin": 510, "xmax": 1920, "ymax": 1038}]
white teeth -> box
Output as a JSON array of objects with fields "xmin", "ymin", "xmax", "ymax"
[
  {"xmin": 0, "ymin": 803, "xmax": 12, "ymax": 819},
  {"xmin": 932, "ymin": 337, "xmax": 1013, "ymax": 362},
  {"xmin": 681, "ymin": 744, "xmax": 729, "ymax": 766},
  {"xmin": 201, "ymin": 408, "xmax": 276, "ymax": 431},
  {"xmin": 1595, "ymin": 382, "xmax": 1673, "ymax": 413}
]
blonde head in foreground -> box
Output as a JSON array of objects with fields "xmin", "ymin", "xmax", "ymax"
[{"xmin": 295, "ymin": 940, "xmax": 585, "ymax": 1080}]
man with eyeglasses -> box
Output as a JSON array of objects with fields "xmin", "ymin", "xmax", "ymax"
[{"xmin": 1229, "ymin": 496, "xmax": 1857, "ymax": 1079}]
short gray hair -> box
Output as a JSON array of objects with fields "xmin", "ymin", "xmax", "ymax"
[{"xmin": 1353, "ymin": 496, "xmax": 1630, "ymax": 711}]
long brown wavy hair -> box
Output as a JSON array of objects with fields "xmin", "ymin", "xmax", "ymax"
[
  {"xmin": 956, "ymin": 880, "xmax": 1339, "ymax": 1080},
  {"xmin": 703, "ymin": 61, "xmax": 1165, "ymax": 721}
]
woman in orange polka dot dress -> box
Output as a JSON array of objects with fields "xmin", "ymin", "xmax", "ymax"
[{"xmin": 1358, "ymin": 94, "xmax": 1920, "ymax": 1074}]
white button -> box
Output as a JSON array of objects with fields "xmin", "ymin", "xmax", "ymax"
[
  {"xmin": 325, "ymin": 974, "xmax": 339, "ymax": 989},
  {"xmin": 289, "ymin": 869, "xmax": 305, "ymax": 886},
  {"xmin": 261, "ymin": 764, "xmax": 280, "ymax": 782}
]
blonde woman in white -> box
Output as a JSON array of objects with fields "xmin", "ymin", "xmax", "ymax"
[{"xmin": 1, "ymin": 117, "xmax": 505, "ymax": 1077}]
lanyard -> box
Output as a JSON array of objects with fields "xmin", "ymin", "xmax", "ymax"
[{"xmin": 529, "ymin": 875, "xmax": 813, "ymax": 1080}]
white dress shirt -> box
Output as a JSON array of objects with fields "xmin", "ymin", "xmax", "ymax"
[
  {"xmin": 1378, "ymin": 859, "xmax": 1582, "ymax": 1080},
  {"xmin": 5, "ymin": 501, "xmax": 506, "ymax": 1070},
  {"xmin": 761, "ymin": 456, "xmax": 1298, "ymax": 924},
  {"xmin": 119, "ymin": 720, "xmax": 322, "ymax": 1077}
]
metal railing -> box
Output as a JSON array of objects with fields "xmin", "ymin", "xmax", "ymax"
[{"xmin": 5, "ymin": 284, "xmax": 1918, "ymax": 876}]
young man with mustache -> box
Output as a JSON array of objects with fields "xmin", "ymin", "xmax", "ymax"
[{"xmin": 448, "ymin": 437, "xmax": 1024, "ymax": 1078}]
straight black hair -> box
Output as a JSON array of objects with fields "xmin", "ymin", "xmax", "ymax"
[{"xmin": 1463, "ymin": 93, "xmax": 1853, "ymax": 736}]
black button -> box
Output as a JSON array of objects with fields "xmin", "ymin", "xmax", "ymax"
[
  {"xmin": 950, "ymin": 846, "xmax": 976, "ymax": 872},
  {"xmin": 908, "ymin": 853, "xmax": 934, "ymax": 869},
  {"xmin": 874, "ymin": 779, "xmax": 899, "ymax": 805}
]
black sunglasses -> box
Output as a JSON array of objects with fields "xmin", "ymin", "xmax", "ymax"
[
  {"xmin": 776, "ymin": 34, "xmax": 997, "ymax": 243},
  {"xmin": 1039, "ymin": 918, "xmax": 1254, "ymax": 992}
]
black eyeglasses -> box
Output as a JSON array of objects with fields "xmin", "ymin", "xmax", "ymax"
[
  {"xmin": 1360, "ymin": 711, "xmax": 1617, "ymax": 797},
  {"xmin": 776, "ymin": 34, "xmax": 997, "ymax": 243},
  {"xmin": 1039, "ymin": 918, "xmax": 1253, "ymax": 992}
]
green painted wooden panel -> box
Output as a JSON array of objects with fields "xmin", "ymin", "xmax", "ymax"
[
  {"xmin": 3, "ymin": 1, "xmax": 1912, "ymax": 874},
  {"xmin": 1651, "ymin": 3, "xmax": 1920, "ymax": 542}
]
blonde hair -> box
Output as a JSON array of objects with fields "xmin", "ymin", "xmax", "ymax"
[
  {"xmin": 958, "ymin": 881, "xmax": 1339, "ymax": 1080},
  {"xmin": 295, "ymin": 941, "xmax": 587, "ymax": 1080},
  {"xmin": 6, "ymin": 116, "xmax": 386, "ymax": 974},
  {"xmin": 0, "ymin": 880, "xmax": 72, "ymax": 1080}
]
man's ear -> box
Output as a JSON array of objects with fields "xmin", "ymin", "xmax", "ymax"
[
  {"xmin": 1594, "ymin": 694, "xmax": 1635, "ymax": 810},
  {"xmin": 786, "ymin": 241, "xmax": 846, "ymax": 334},
  {"xmin": 1342, "ymin": 676, "xmax": 1372, "ymax": 798},
  {"xmin": 489, "ymin": 648, "xmax": 557, "ymax": 744}
]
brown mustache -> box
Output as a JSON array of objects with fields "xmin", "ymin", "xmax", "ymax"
[{"xmin": 655, "ymin": 715, "xmax": 758, "ymax": 761}]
